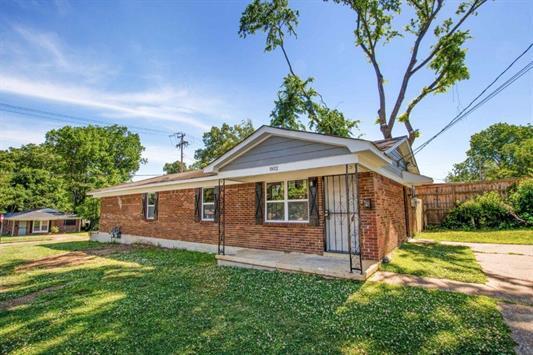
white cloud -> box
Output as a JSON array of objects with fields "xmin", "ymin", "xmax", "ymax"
[
  {"xmin": 0, "ymin": 24, "xmax": 232, "ymax": 131},
  {"xmin": 0, "ymin": 75, "xmax": 212, "ymax": 129}
]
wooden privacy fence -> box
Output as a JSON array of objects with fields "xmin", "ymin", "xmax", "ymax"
[{"xmin": 416, "ymin": 178, "xmax": 519, "ymax": 227}]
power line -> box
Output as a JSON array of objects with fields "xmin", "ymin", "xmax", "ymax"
[
  {"xmin": 413, "ymin": 59, "xmax": 533, "ymax": 155},
  {"xmin": 394, "ymin": 42, "xmax": 533, "ymax": 163},
  {"xmin": 0, "ymin": 102, "xmax": 172, "ymax": 136}
]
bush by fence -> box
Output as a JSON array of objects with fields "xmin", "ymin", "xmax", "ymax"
[
  {"xmin": 424, "ymin": 179, "xmax": 532, "ymax": 230},
  {"xmin": 416, "ymin": 178, "xmax": 519, "ymax": 227}
]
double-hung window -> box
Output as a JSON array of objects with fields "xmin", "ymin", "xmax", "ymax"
[
  {"xmin": 33, "ymin": 220, "xmax": 49, "ymax": 233},
  {"xmin": 202, "ymin": 187, "xmax": 215, "ymax": 221},
  {"xmin": 266, "ymin": 179, "xmax": 309, "ymax": 222},
  {"xmin": 146, "ymin": 192, "xmax": 156, "ymax": 220}
]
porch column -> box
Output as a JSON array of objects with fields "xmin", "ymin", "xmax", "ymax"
[{"xmin": 11, "ymin": 220, "xmax": 15, "ymax": 236}]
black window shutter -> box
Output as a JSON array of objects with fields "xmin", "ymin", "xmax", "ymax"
[
  {"xmin": 309, "ymin": 177, "xmax": 319, "ymax": 226},
  {"xmin": 141, "ymin": 193, "xmax": 147, "ymax": 220},
  {"xmin": 214, "ymin": 186, "xmax": 220, "ymax": 223},
  {"xmin": 194, "ymin": 188, "xmax": 202, "ymax": 222},
  {"xmin": 255, "ymin": 182, "xmax": 264, "ymax": 224},
  {"xmin": 153, "ymin": 192, "xmax": 159, "ymax": 220}
]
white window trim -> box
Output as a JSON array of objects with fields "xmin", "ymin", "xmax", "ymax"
[
  {"xmin": 146, "ymin": 192, "xmax": 156, "ymax": 220},
  {"xmin": 32, "ymin": 220, "xmax": 49, "ymax": 233},
  {"xmin": 265, "ymin": 180, "xmax": 309, "ymax": 223},
  {"xmin": 202, "ymin": 187, "xmax": 215, "ymax": 221}
]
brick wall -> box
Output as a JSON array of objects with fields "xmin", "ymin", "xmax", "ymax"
[
  {"xmin": 358, "ymin": 172, "xmax": 408, "ymax": 260},
  {"xmin": 99, "ymin": 173, "xmax": 408, "ymax": 260},
  {"xmin": 100, "ymin": 179, "xmax": 325, "ymax": 254}
]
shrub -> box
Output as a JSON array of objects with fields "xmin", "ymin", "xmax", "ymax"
[
  {"xmin": 442, "ymin": 192, "xmax": 516, "ymax": 229},
  {"xmin": 50, "ymin": 226, "xmax": 60, "ymax": 234},
  {"xmin": 510, "ymin": 178, "xmax": 533, "ymax": 224}
]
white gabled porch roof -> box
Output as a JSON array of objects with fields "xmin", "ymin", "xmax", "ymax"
[{"xmin": 203, "ymin": 126, "xmax": 393, "ymax": 173}]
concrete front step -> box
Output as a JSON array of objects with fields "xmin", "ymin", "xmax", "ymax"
[{"xmin": 216, "ymin": 250, "xmax": 379, "ymax": 281}]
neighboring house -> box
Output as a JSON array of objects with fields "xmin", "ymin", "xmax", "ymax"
[
  {"xmin": 89, "ymin": 126, "xmax": 432, "ymax": 271},
  {"xmin": 0, "ymin": 208, "xmax": 81, "ymax": 236}
]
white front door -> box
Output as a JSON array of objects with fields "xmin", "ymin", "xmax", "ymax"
[
  {"xmin": 324, "ymin": 174, "xmax": 359, "ymax": 253},
  {"xmin": 18, "ymin": 221, "xmax": 27, "ymax": 236}
]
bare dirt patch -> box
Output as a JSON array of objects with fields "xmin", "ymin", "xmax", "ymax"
[
  {"xmin": 15, "ymin": 244, "xmax": 133, "ymax": 271},
  {"xmin": 0, "ymin": 285, "xmax": 65, "ymax": 311}
]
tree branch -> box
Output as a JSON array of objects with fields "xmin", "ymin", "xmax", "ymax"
[
  {"xmin": 410, "ymin": 0, "xmax": 486, "ymax": 75},
  {"xmin": 387, "ymin": 0, "xmax": 443, "ymax": 130},
  {"xmin": 357, "ymin": 11, "xmax": 389, "ymax": 136}
]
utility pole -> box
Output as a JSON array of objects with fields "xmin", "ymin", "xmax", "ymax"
[{"xmin": 170, "ymin": 132, "xmax": 189, "ymax": 173}]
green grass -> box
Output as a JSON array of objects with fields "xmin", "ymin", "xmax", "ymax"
[
  {"xmin": 0, "ymin": 235, "xmax": 53, "ymax": 244},
  {"xmin": 0, "ymin": 241, "xmax": 514, "ymax": 354},
  {"xmin": 0, "ymin": 232, "xmax": 89, "ymax": 244},
  {"xmin": 416, "ymin": 229, "xmax": 533, "ymax": 244},
  {"xmin": 380, "ymin": 242, "xmax": 487, "ymax": 283}
]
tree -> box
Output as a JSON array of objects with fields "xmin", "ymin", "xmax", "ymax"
[
  {"xmin": 44, "ymin": 125, "xmax": 145, "ymax": 228},
  {"xmin": 446, "ymin": 123, "xmax": 533, "ymax": 182},
  {"xmin": 240, "ymin": 0, "xmax": 486, "ymax": 143},
  {"xmin": 239, "ymin": 0, "xmax": 359, "ymax": 137},
  {"xmin": 163, "ymin": 161, "xmax": 189, "ymax": 174},
  {"xmin": 192, "ymin": 120, "xmax": 255, "ymax": 169},
  {"xmin": 0, "ymin": 144, "xmax": 72, "ymax": 213}
]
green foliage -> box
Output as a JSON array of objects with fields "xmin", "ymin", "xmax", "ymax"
[
  {"xmin": 510, "ymin": 178, "xmax": 533, "ymax": 224},
  {"xmin": 442, "ymin": 192, "xmax": 517, "ymax": 230},
  {"xmin": 240, "ymin": 1, "xmax": 359, "ymax": 138},
  {"xmin": 239, "ymin": 0, "xmax": 298, "ymax": 52},
  {"xmin": 192, "ymin": 120, "xmax": 255, "ymax": 169},
  {"xmin": 447, "ymin": 123, "xmax": 533, "ymax": 182},
  {"xmin": 271, "ymin": 74, "xmax": 360, "ymax": 136},
  {"xmin": 162, "ymin": 161, "xmax": 189, "ymax": 174},
  {"xmin": 0, "ymin": 144, "xmax": 71, "ymax": 213},
  {"xmin": 0, "ymin": 125, "xmax": 145, "ymax": 229},
  {"xmin": 50, "ymin": 226, "xmax": 60, "ymax": 234}
]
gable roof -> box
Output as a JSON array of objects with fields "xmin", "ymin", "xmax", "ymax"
[
  {"xmin": 203, "ymin": 125, "xmax": 393, "ymax": 173},
  {"xmin": 3, "ymin": 208, "xmax": 79, "ymax": 221}
]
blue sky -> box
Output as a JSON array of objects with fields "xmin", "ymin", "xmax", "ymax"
[{"xmin": 0, "ymin": 0, "xmax": 531, "ymax": 181}]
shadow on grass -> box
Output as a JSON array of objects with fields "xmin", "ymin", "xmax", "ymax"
[
  {"xmin": 382, "ymin": 242, "xmax": 487, "ymax": 283},
  {"xmin": 0, "ymin": 241, "xmax": 514, "ymax": 354}
]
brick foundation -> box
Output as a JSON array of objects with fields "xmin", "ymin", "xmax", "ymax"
[{"xmin": 99, "ymin": 172, "xmax": 408, "ymax": 260}]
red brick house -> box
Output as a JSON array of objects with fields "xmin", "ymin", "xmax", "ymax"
[
  {"xmin": 90, "ymin": 126, "xmax": 431, "ymax": 274},
  {"xmin": 0, "ymin": 208, "xmax": 81, "ymax": 236}
]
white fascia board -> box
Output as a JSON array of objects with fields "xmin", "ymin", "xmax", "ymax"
[
  {"xmin": 215, "ymin": 153, "xmax": 358, "ymax": 180},
  {"xmin": 89, "ymin": 178, "xmax": 243, "ymax": 198},
  {"xmin": 384, "ymin": 137, "xmax": 408, "ymax": 154},
  {"xmin": 402, "ymin": 171, "xmax": 433, "ymax": 185}
]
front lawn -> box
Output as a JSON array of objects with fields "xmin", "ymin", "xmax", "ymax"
[
  {"xmin": 380, "ymin": 242, "xmax": 487, "ymax": 283},
  {"xmin": 0, "ymin": 241, "xmax": 513, "ymax": 354},
  {"xmin": 416, "ymin": 229, "xmax": 533, "ymax": 244}
]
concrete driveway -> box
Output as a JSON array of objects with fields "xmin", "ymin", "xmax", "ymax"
[{"xmin": 443, "ymin": 242, "xmax": 533, "ymax": 355}]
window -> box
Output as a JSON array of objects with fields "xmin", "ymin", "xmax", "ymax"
[
  {"xmin": 33, "ymin": 220, "xmax": 49, "ymax": 233},
  {"xmin": 146, "ymin": 192, "xmax": 156, "ymax": 220},
  {"xmin": 266, "ymin": 180, "xmax": 308, "ymax": 222},
  {"xmin": 202, "ymin": 187, "xmax": 215, "ymax": 221},
  {"xmin": 64, "ymin": 219, "xmax": 76, "ymax": 226}
]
